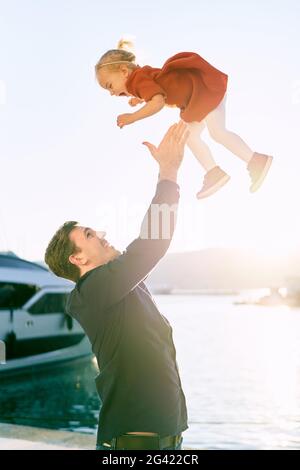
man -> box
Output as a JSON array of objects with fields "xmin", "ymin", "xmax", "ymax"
[{"xmin": 44, "ymin": 121, "xmax": 190, "ymax": 450}]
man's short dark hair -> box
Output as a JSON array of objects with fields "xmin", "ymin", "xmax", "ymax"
[{"xmin": 44, "ymin": 221, "xmax": 81, "ymax": 282}]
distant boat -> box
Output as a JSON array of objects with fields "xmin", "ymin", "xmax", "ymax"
[{"xmin": 0, "ymin": 252, "xmax": 92, "ymax": 378}]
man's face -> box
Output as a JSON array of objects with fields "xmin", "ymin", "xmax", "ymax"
[{"xmin": 68, "ymin": 226, "xmax": 121, "ymax": 275}]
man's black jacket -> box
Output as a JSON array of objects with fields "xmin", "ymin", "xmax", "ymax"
[{"xmin": 66, "ymin": 179, "xmax": 188, "ymax": 443}]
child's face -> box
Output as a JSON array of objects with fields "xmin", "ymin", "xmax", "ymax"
[{"xmin": 97, "ymin": 65, "xmax": 131, "ymax": 97}]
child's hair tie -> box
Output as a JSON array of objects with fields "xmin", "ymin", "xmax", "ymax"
[{"xmin": 97, "ymin": 60, "xmax": 134, "ymax": 68}]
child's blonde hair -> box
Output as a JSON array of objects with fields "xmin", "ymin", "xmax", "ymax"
[{"xmin": 95, "ymin": 38, "xmax": 137, "ymax": 73}]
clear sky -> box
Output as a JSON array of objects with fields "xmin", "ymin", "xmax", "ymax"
[{"xmin": 0, "ymin": 0, "xmax": 299, "ymax": 261}]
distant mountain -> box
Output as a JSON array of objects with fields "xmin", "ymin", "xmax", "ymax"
[{"xmin": 146, "ymin": 247, "xmax": 299, "ymax": 291}]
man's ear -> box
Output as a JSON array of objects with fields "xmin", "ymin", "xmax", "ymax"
[{"xmin": 69, "ymin": 253, "xmax": 85, "ymax": 267}]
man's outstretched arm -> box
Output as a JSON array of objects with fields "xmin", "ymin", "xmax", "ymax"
[{"xmin": 85, "ymin": 121, "xmax": 189, "ymax": 310}]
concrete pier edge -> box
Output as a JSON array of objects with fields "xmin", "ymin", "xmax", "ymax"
[{"xmin": 0, "ymin": 423, "xmax": 195, "ymax": 450}]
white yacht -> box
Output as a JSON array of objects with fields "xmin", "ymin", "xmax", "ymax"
[{"xmin": 0, "ymin": 252, "xmax": 92, "ymax": 377}]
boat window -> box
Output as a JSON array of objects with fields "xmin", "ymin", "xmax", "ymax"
[
  {"xmin": 0, "ymin": 282, "xmax": 39, "ymax": 309},
  {"xmin": 28, "ymin": 293, "xmax": 69, "ymax": 315}
]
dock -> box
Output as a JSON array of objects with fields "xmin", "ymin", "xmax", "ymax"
[
  {"xmin": 0, "ymin": 423, "xmax": 95, "ymax": 450},
  {"xmin": 0, "ymin": 423, "xmax": 195, "ymax": 450}
]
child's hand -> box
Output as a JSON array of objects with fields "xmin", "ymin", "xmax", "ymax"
[
  {"xmin": 117, "ymin": 113, "xmax": 136, "ymax": 129},
  {"xmin": 128, "ymin": 97, "xmax": 144, "ymax": 107}
]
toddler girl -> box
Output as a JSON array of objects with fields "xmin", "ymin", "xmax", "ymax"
[{"xmin": 95, "ymin": 40, "xmax": 273, "ymax": 199}]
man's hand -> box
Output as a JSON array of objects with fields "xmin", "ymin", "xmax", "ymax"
[
  {"xmin": 117, "ymin": 113, "xmax": 136, "ymax": 129},
  {"xmin": 128, "ymin": 97, "xmax": 144, "ymax": 107},
  {"xmin": 142, "ymin": 121, "xmax": 189, "ymax": 182}
]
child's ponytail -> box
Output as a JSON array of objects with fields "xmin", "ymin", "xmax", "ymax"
[
  {"xmin": 117, "ymin": 38, "xmax": 135, "ymax": 54},
  {"xmin": 95, "ymin": 37, "xmax": 137, "ymax": 73}
]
